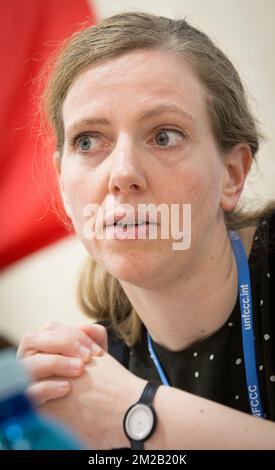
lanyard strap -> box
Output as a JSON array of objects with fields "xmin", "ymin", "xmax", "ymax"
[{"xmin": 147, "ymin": 230, "xmax": 265, "ymax": 418}]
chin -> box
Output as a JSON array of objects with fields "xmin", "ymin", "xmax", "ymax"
[{"xmin": 100, "ymin": 250, "xmax": 162, "ymax": 287}]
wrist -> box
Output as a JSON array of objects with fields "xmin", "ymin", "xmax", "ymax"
[
  {"xmin": 121, "ymin": 379, "xmax": 162, "ymax": 450},
  {"xmin": 115, "ymin": 377, "xmax": 148, "ymax": 449},
  {"xmin": 143, "ymin": 385, "xmax": 166, "ymax": 450}
]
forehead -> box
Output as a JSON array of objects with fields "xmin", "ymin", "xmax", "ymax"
[{"xmin": 62, "ymin": 49, "xmax": 209, "ymax": 130}]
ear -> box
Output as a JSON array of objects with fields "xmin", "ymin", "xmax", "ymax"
[
  {"xmin": 53, "ymin": 151, "xmax": 72, "ymax": 219},
  {"xmin": 220, "ymin": 143, "xmax": 253, "ymax": 213}
]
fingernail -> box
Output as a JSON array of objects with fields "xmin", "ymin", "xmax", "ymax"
[
  {"xmin": 90, "ymin": 342, "xmax": 101, "ymax": 354},
  {"xmin": 79, "ymin": 345, "xmax": 91, "ymax": 360},
  {"xmin": 57, "ymin": 381, "xmax": 69, "ymax": 391},
  {"xmin": 69, "ymin": 358, "xmax": 83, "ymax": 370}
]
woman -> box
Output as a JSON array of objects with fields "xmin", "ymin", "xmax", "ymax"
[{"xmin": 17, "ymin": 12, "xmax": 275, "ymax": 449}]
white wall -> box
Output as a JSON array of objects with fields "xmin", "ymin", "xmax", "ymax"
[{"xmin": 1, "ymin": 0, "xmax": 274, "ymax": 344}]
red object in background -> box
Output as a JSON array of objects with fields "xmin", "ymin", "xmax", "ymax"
[{"xmin": 0, "ymin": 0, "xmax": 96, "ymax": 268}]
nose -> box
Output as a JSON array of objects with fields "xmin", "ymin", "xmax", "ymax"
[{"xmin": 108, "ymin": 139, "xmax": 147, "ymax": 195}]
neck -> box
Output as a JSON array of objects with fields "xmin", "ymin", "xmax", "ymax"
[{"xmin": 120, "ymin": 223, "xmax": 255, "ymax": 352}]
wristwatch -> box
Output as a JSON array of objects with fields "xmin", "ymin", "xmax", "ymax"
[{"xmin": 123, "ymin": 381, "xmax": 160, "ymax": 450}]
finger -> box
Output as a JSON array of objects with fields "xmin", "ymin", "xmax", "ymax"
[
  {"xmin": 42, "ymin": 321, "xmax": 93, "ymax": 350},
  {"xmin": 21, "ymin": 353, "xmax": 85, "ymax": 381},
  {"xmin": 46, "ymin": 321, "xmax": 105, "ymax": 355},
  {"xmin": 27, "ymin": 380, "xmax": 71, "ymax": 407},
  {"xmin": 17, "ymin": 330, "xmax": 91, "ymax": 362},
  {"xmin": 78, "ymin": 323, "xmax": 108, "ymax": 353}
]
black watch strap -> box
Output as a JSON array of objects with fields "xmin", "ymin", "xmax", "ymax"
[
  {"xmin": 139, "ymin": 381, "xmax": 160, "ymax": 406},
  {"xmin": 131, "ymin": 439, "xmax": 144, "ymax": 450}
]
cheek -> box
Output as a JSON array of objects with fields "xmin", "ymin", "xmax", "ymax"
[
  {"xmin": 62, "ymin": 170, "xmax": 103, "ymax": 234},
  {"xmin": 166, "ymin": 158, "xmax": 224, "ymax": 229}
]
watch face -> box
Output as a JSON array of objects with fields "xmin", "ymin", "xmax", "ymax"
[{"xmin": 125, "ymin": 404, "xmax": 154, "ymax": 440}]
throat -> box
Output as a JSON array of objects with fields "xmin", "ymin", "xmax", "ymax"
[{"xmin": 141, "ymin": 234, "xmax": 239, "ymax": 353}]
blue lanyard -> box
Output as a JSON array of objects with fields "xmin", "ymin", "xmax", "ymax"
[{"xmin": 147, "ymin": 230, "xmax": 265, "ymax": 418}]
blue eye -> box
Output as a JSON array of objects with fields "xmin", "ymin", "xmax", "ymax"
[
  {"xmin": 154, "ymin": 128, "xmax": 185, "ymax": 147},
  {"xmin": 78, "ymin": 136, "xmax": 92, "ymax": 151},
  {"xmin": 70, "ymin": 133, "xmax": 100, "ymax": 153},
  {"xmin": 155, "ymin": 131, "xmax": 169, "ymax": 146}
]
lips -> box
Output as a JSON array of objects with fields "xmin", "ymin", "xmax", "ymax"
[{"xmin": 104, "ymin": 212, "xmax": 157, "ymax": 227}]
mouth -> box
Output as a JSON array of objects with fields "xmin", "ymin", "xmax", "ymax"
[
  {"xmin": 103, "ymin": 214, "xmax": 158, "ymax": 240},
  {"xmin": 113, "ymin": 220, "xmax": 151, "ymax": 227},
  {"xmin": 104, "ymin": 212, "xmax": 158, "ymax": 228}
]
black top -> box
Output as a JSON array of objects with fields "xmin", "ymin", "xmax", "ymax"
[{"xmin": 100, "ymin": 209, "xmax": 275, "ymax": 421}]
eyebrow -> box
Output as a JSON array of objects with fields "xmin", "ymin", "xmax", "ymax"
[
  {"xmin": 138, "ymin": 104, "xmax": 196, "ymax": 124},
  {"xmin": 66, "ymin": 104, "xmax": 196, "ymax": 136}
]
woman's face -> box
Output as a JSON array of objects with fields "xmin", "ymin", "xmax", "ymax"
[{"xmin": 59, "ymin": 49, "xmax": 236, "ymax": 288}]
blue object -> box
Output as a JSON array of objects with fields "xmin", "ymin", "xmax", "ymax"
[
  {"xmin": 0, "ymin": 349, "xmax": 84, "ymax": 450},
  {"xmin": 147, "ymin": 230, "xmax": 265, "ymax": 418}
]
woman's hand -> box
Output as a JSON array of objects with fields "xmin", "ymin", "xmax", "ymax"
[
  {"xmin": 39, "ymin": 350, "xmax": 147, "ymax": 450},
  {"xmin": 17, "ymin": 321, "xmax": 107, "ymax": 406}
]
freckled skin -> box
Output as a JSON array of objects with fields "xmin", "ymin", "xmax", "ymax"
[{"xmin": 58, "ymin": 49, "xmax": 245, "ymax": 289}]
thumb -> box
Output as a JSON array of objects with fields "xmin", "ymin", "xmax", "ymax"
[{"xmin": 78, "ymin": 323, "xmax": 108, "ymax": 353}]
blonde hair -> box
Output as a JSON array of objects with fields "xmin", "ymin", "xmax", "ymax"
[{"xmin": 42, "ymin": 11, "xmax": 275, "ymax": 346}]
